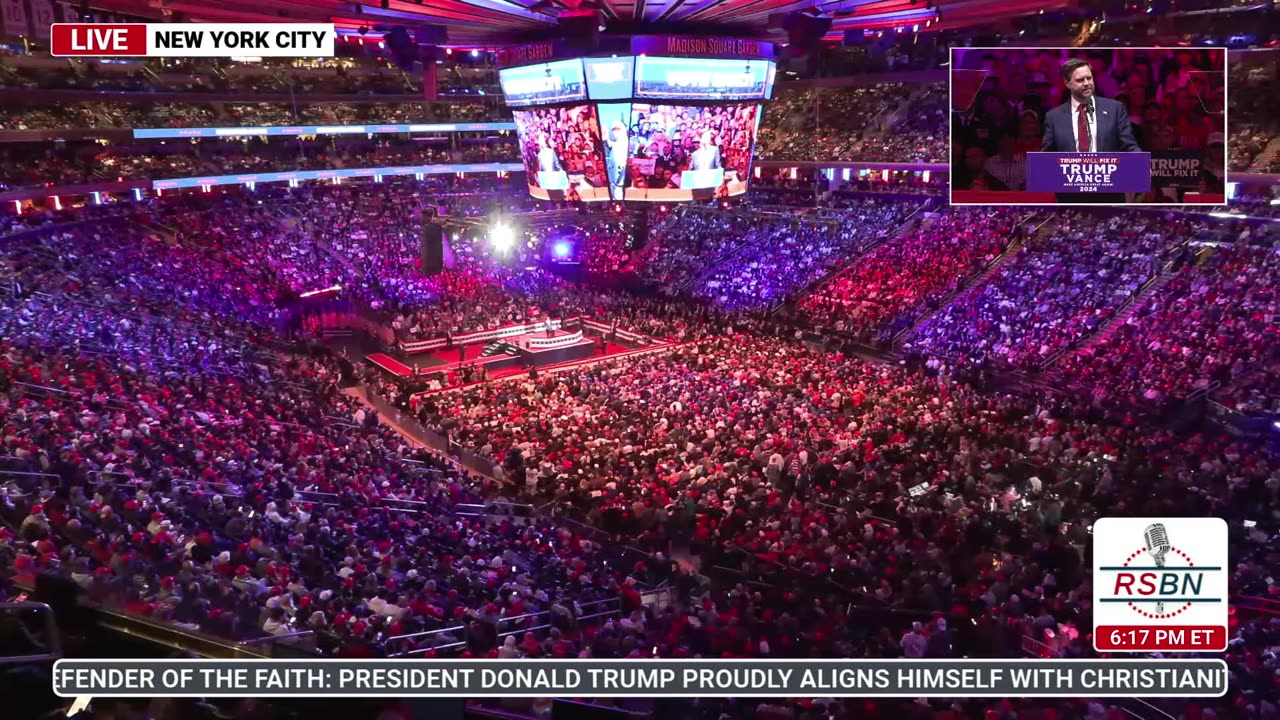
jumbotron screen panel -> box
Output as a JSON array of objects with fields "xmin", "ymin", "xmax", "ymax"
[
  {"xmin": 622, "ymin": 103, "xmax": 760, "ymax": 201},
  {"xmin": 512, "ymin": 104, "xmax": 611, "ymax": 202},
  {"xmin": 633, "ymin": 56, "xmax": 774, "ymax": 101},
  {"xmin": 498, "ymin": 49, "xmax": 774, "ymax": 202},
  {"xmin": 499, "ymin": 59, "xmax": 588, "ymax": 107}
]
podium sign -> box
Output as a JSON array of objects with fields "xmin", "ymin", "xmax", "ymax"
[
  {"xmin": 1027, "ymin": 152, "xmax": 1151, "ymax": 194},
  {"xmin": 537, "ymin": 170, "xmax": 570, "ymax": 190},
  {"xmin": 679, "ymin": 168, "xmax": 725, "ymax": 190}
]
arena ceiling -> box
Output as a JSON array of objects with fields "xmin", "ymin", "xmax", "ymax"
[{"xmin": 87, "ymin": 0, "xmax": 1067, "ymax": 45}]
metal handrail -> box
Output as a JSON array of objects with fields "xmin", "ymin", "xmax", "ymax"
[
  {"xmin": 399, "ymin": 609, "xmax": 623, "ymax": 657},
  {"xmin": 388, "ymin": 598, "xmax": 622, "ymax": 652},
  {"xmin": 237, "ymin": 629, "xmax": 316, "ymax": 645},
  {"xmin": 0, "ymin": 601, "xmax": 62, "ymax": 666},
  {"xmin": 236, "ymin": 629, "xmax": 316, "ymax": 653},
  {"xmin": 0, "ymin": 470, "xmax": 59, "ymax": 480},
  {"xmin": 13, "ymin": 381, "xmax": 74, "ymax": 395},
  {"xmin": 296, "ymin": 489, "xmax": 340, "ymax": 499},
  {"xmin": 388, "ymin": 597, "xmax": 621, "ymax": 645},
  {"xmin": 387, "ymin": 623, "xmax": 468, "ymax": 643},
  {"xmin": 109, "ymin": 478, "xmax": 244, "ymax": 497}
]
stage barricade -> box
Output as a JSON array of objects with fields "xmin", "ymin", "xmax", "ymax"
[
  {"xmin": 525, "ymin": 330, "xmax": 584, "ymax": 350},
  {"xmin": 580, "ymin": 318, "xmax": 655, "ymax": 346},
  {"xmin": 401, "ymin": 318, "xmax": 565, "ymax": 355}
]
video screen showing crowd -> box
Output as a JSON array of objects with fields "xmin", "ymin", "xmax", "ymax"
[
  {"xmin": 511, "ymin": 101, "xmax": 760, "ymax": 203},
  {"xmin": 620, "ymin": 103, "xmax": 760, "ymax": 200},
  {"xmin": 951, "ymin": 47, "xmax": 1227, "ymax": 204},
  {"xmin": 500, "ymin": 52, "xmax": 770, "ymax": 203},
  {"xmin": 512, "ymin": 104, "xmax": 611, "ymax": 201}
]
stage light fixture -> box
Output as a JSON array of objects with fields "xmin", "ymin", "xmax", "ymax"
[
  {"xmin": 553, "ymin": 242, "xmax": 572, "ymax": 258},
  {"xmin": 489, "ymin": 223, "xmax": 515, "ymax": 252}
]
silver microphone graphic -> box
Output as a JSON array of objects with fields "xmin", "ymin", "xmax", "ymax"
[{"xmin": 1143, "ymin": 523, "xmax": 1171, "ymax": 614}]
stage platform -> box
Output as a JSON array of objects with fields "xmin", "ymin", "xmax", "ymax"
[
  {"xmin": 512, "ymin": 329, "xmax": 597, "ymax": 367},
  {"xmin": 367, "ymin": 317, "xmax": 662, "ymax": 382},
  {"xmin": 412, "ymin": 328, "xmax": 595, "ymax": 370}
]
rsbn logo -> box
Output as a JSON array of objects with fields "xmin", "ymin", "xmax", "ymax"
[
  {"xmin": 1093, "ymin": 517, "xmax": 1228, "ymax": 652},
  {"xmin": 1102, "ymin": 522, "xmax": 1219, "ymax": 619}
]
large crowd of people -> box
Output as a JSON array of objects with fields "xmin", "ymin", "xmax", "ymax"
[
  {"xmin": 635, "ymin": 208, "xmax": 773, "ymax": 291},
  {"xmin": 0, "ymin": 52, "xmax": 498, "ymax": 98},
  {"xmin": 687, "ymin": 200, "xmax": 916, "ymax": 311},
  {"xmin": 625, "ymin": 104, "xmax": 759, "ymax": 192},
  {"xmin": 0, "ymin": 188, "xmax": 670, "ymax": 669},
  {"xmin": 512, "ymin": 105, "xmax": 610, "ymax": 193},
  {"xmin": 0, "ymin": 336, "xmax": 642, "ymax": 656},
  {"xmin": 0, "ymin": 178, "xmax": 1276, "ymax": 720},
  {"xmin": 0, "ymin": 100, "xmax": 511, "ymax": 131},
  {"xmin": 1055, "ymin": 236, "xmax": 1279, "ymax": 410},
  {"xmin": 412, "ymin": 334, "xmax": 1278, "ymax": 720},
  {"xmin": 571, "ymin": 222, "xmax": 633, "ymax": 275},
  {"xmin": 2, "ymin": 28, "xmax": 1280, "ymax": 720},
  {"xmin": 2, "ymin": 54, "xmax": 1273, "ymax": 195},
  {"xmin": 0, "ymin": 137, "xmax": 520, "ymax": 189},
  {"xmin": 757, "ymin": 84, "xmax": 949, "ymax": 163},
  {"xmin": 1227, "ymin": 62, "xmax": 1279, "ymax": 172},
  {"xmin": 903, "ymin": 212, "xmax": 1207, "ymax": 369},
  {"xmin": 796, "ymin": 209, "xmax": 1018, "ymax": 344}
]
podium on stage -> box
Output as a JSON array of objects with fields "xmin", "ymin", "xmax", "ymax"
[
  {"xmin": 1026, "ymin": 152, "xmax": 1152, "ymax": 195},
  {"xmin": 679, "ymin": 168, "xmax": 724, "ymax": 190},
  {"xmin": 537, "ymin": 170, "xmax": 571, "ymax": 190}
]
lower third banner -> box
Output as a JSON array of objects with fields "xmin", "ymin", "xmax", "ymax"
[{"xmin": 53, "ymin": 658, "xmax": 1228, "ymax": 698}]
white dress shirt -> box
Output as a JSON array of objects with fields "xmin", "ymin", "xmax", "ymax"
[{"xmin": 1069, "ymin": 96, "xmax": 1098, "ymax": 152}]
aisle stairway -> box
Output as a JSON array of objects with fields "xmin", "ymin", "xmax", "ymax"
[
  {"xmin": 1250, "ymin": 135, "xmax": 1280, "ymax": 172},
  {"xmin": 875, "ymin": 84, "xmax": 927, "ymax": 135},
  {"xmin": 479, "ymin": 340, "xmax": 517, "ymax": 358},
  {"xmin": 891, "ymin": 212, "xmax": 1043, "ymax": 345},
  {"xmin": 756, "ymin": 90, "xmax": 813, "ymax": 156},
  {"xmin": 1041, "ymin": 267, "xmax": 1176, "ymax": 370},
  {"xmin": 774, "ymin": 202, "xmax": 931, "ymax": 312}
]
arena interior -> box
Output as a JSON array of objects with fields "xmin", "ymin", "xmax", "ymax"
[{"xmin": 0, "ymin": 1, "xmax": 1278, "ymax": 719}]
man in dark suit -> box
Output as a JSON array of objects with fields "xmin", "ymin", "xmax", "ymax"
[
  {"xmin": 689, "ymin": 130, "xmax": 722, "ymax": 172},
  {"xmin": 1042, "ymin": 57, "xmax": 1141, "ymax": 203},
  {"xmin": 535, "ymin": 135, "xmax": 563, "ymax": 173}
]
